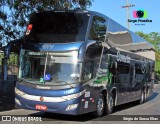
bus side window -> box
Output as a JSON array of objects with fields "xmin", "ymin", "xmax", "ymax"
[
  {"xmin": 99, "ymin": 58, "xmax": 108, "ymax": 76},
  {"xmin": 109, "ymin": 62, "xmax": 116, "ymax": 83},
  {"xmin": 89, "ymin": 16, "xmax": 107, "ymax": 42},
  {"xmin": 81, "ymin": 61, "xmax": 94, "ymax": 83},
  {"xmin": 135, "ymin": 63, "xmax": 143, "ymax": 83},
  {"xmin": 93, "ymin": 60, "xmax": 99, "ymax": 77},
  {"xmin": 130, "ymin": 65, "xmax": 134, "ymax": 82},
  {"xmin": 147, "ymin": 64, "xmax": 151, "ymax": 81},
  {"xmin": 117, "ymin": 63, "xmax": 130, "ymax": 83}
]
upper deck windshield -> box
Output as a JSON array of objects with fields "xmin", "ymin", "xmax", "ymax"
[
  {"xmin": 28, "ymin": 11, "xmax": 90, "ymax": 43},
  {"xmin": 18, "ymin": 49, "xmax": 80, "ymax": 85}
]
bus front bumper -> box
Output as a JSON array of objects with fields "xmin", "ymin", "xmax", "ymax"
[{"xmin": 15, "ymin": 94, "xmax": 81, "ymax": 115}]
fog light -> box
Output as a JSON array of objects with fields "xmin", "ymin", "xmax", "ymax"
[
  {"xmin": 15, "ymin": 98, "xmax": 21, "ymax": 105},
  {"xmin": 65, "ymin": 104, "xmax": 78, "ymax": 111}
]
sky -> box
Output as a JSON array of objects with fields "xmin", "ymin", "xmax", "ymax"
[{"xmin": 89, "ymin": 0, "xmax": 159, "ymax": 34}]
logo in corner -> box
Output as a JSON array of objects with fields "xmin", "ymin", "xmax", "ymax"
[
  {"xmin": 128, "ymin": 9, "xmax": 152, "ymax": 26},
  {"xmin": 133, "ymin": 10, "xmax": 148, "ymax": 18}
]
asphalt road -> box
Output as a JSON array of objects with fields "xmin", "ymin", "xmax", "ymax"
[{"xmin": 0, "ymin": 84, "xmax": 160, "ymax": 123}]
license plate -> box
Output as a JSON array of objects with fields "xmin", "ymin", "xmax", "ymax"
[{"xmin": 35, "ymin": 104, "xmax": 47, "ymax": 110}]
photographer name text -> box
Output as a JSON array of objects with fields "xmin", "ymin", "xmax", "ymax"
[{"xmin": 123, "ymin": 116, "xmax": 158, "ymax": 121}]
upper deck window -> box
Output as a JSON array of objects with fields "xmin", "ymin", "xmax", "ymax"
[
  {"xmin": 27, "ymin": 12, "xmax": 90, "ymax": 43},
  {"xmin": 89, "ymin": 16, "xmax": 107, "ymax": 42}
]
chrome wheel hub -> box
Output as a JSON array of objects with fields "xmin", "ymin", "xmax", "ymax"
[
  {"xmin": 108, "ymin": 96, "xmax": 113, "ymax": 111},
  {"xmin": 97, "ymin": 97, "xmax": 104, "ymax": 113}
]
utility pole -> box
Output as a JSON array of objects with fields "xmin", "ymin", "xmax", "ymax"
[{"xmin": 122, "ymin": 0, "xmax": 135, "ymax": 29}]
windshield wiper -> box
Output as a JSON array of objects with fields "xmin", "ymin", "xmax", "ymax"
[{"xmin": 57, "ymin": 80, "xmax": 74, "ymax": 88}]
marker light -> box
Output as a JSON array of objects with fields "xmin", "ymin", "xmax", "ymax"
[
  {"xmin": 25, "ymin": 24, "xmax": 33, "ymax": 35},
  {"xmin": 27, "ymin": 24, "xmax": 33, "ymax": 30}
]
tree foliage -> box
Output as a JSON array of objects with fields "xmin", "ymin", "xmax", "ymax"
[
  {"xmin": 0, "ymin": 0, "xmax": 93, "ymax": 45},
  {"xmin": 136, "ymin": 31, "xmax": 160, "ymax": 80},
  {"xmin": 136, "ymin": 31, "xmax": 160, "ymax": 51}
]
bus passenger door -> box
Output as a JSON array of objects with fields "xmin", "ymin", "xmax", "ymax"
[
  {"xmin": 80, "ymin": 59, "xmax": 99, "ymax": 114},
  {"xmin": 116, "ymin": 63, "xmax": 130, "ymax": 105},
  {"xmin": 134, "ymin": 63, "xmax": 144, "ymax": 99},
  {"xmin": 147, "ymin": 64, "xmax": 154, "ymax": 97},
  {"xmin": 125, "ymin": 65, "xmax": 135, "ymax": 102}
]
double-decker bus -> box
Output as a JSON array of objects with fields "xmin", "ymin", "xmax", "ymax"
[{"xmin": 5, "ymin": 10, "xmax": 155, "ymax": 117}]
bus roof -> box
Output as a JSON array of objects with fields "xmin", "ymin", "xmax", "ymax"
[{"xmin": 40, "ymin": 10, "xmax": 153, "ymax": 48}]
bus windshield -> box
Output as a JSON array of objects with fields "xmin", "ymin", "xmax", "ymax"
[
  {"xmin": 18, "ymin": 50, "xmax": 80, "ymax": 85},
  {"xmin": 27, "ymin": 11, "xmax": 90, "ymax": 43}
]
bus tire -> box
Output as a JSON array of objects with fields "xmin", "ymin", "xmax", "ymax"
[
  {"xmin": 93, "ymin": 93, "xmax": 104, "ymax": 117},
  {"xmin": 104, "ymin": 93, "xmax": 114, "ymax": 114}
]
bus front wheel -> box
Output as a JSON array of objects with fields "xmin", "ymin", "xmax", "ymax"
[{"xmin": 93, "ymin": 93, "xmax": 104, "ymax": 117}]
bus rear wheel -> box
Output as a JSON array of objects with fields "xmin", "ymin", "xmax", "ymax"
[
  {"xmin": 93, "ymin": 93, "xmax": 104, "ymax": 117},
  {"xmin": 139, "ymin": 90, "xmax": 146, "ymax": 104},
  {"xmin": 104, "ymin": 93, "xmax": 114, "ymax": 114}
]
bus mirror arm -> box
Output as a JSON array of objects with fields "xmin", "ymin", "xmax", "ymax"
[{"xmin": 104, "ymin": 36, "xmax": 108, "ymax": 43}]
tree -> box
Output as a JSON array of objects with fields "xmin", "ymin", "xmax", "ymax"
[
  {"xmin": 148, "ymin": 32, "xmax": 160, "ymax": 50},
  {"xmin": 136, "ymin": 31, "xmax": 160, "ymax": 51},
  {"xmin": 136, "ymin": 31, "xmax": 160, "ymax": 81},
  {"xmin": 0, "ymin": 0, "xmax": 93, "ymax": 45}
]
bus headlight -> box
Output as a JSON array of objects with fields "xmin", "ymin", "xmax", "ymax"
[
  {"xmin": 65, "ymin": 104, "xmax": 78, "ymax": 111},
  {"xmin": 61, "ymin": 89, "xmax": 86, "ymax": 101},
  {"xmin": 15, "ymin": 88, "xmax": 26, "ymax": 96}
]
